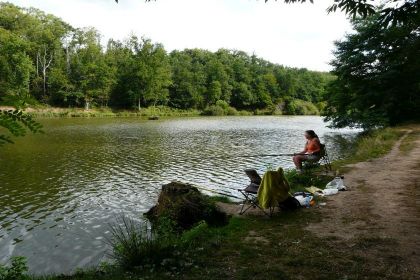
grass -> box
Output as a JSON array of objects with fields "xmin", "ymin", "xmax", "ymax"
[
  {"xmin": 331, "ymin": 127, "xmax": 405, "ymax": 172},
  {"xmin": 399, "ymin": 129, "xmax": 420, "ymax": 155},
  {"xmin": 37, "ymin": 211, "xmax": 411, "ymax": 279},
  {"xmin": 107, "ymin": 216, "xmax": 176, "ymax": 269},
  {"xmin": 1, "ymin": 105, "xmax": 322, "ymax": 119},
  {"xmin": 207, "ymin": 195, "xmax": 233, "ymax": 204},
  {"xmin": 23, "ymin": 106, "xmax": 201, "ymax": 119}
]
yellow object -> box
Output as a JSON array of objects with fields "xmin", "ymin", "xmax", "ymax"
[
  {"xmin": 305, "ymin": 186, "xmax": 323, "ymax": 194},
  {"xmin": 257, "ymin": 167, "xmax": 290, "ymax": 209}
]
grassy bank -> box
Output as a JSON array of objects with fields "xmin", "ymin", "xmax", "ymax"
[
  {"xmin": 0, "ymin": 104, "xmax": 321, "ymax": 119},
  {"xmin": 18, "ymin": 106, "xmax": 201, "ymax": 118},
  {"xmin": 2, "ymin": 126, "xmax": 415, "ymax": 280},
  {"xmin": 331, "ymin": 127, "xmax": 406, "ymax": 173}
]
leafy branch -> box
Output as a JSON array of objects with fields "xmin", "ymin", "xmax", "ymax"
[{"xmin": 0, "ymin": 110, "xmax": 43, "ymax": 145}]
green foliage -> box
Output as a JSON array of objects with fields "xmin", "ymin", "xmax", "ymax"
[
  {"xmin": 203, "ymin": 100, "xmax": 239, "ymax": 116},
  {"xmin": 0, "ymin": 256, "xmax": 29, "ymax": 280},
  {"xmin": 203, "ymin": 105, "xmax": 225, "ymax": 116},
  {"xmin": 285, "ymin": 169, "xmax": 332, "ymax": 192},
  {"xmin": 0, "ymin": 3, "xmax": 333, "ymax": 115},
  {"xmin": 0, "ymin": 27, "xmax": 33, "ymax": 103},
  {"xmin": 108, "ymin": 215, "xmax": 219, "ymax": 272},
  {"xmin": 352, "ymin": 128, "xmax": 403, "ymax": 161},
  {"xmin": 325, "ymin": 9, "xmax": 420, "ymax": 129},
  {"xmin": 285, "ymin": 99, "xmax": 320, "ymax": 115},
  {"xmin": 108, "ymin": 216, "xmax": 176, "ymax": 269},
  {"xmin": 0, "ymin": 110, "xmax": 43, "ymax": 145}
]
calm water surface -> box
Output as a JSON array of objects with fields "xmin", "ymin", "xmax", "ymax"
[{"xmin": 0, "ymin": 116, "xmax": 358, "ymax": 274}]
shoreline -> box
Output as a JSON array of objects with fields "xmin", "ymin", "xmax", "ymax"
[{"xmin": 0, "ymin": 106, "xmax": 321, "ymax": 119}]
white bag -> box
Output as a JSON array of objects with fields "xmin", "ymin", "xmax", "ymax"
[
  {"xmin": 326, "ymin": 177, "xmax": 346, "ymax": 191},
  {"xmin": 322, "ymin": 188, "xmax": 339, "ymax": 195}
]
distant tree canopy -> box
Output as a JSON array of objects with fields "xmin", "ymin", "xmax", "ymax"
[{"xmin": 0, "ymin": 2, "xmax": 333, "ymax": 117}]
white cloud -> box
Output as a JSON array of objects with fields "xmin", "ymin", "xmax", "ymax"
[{"xmin": 9, "ymin": 0, "xmax": 352, "ymax": 71}]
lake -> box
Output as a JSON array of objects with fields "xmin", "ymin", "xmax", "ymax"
[{"xmin": 0, "ymin": 116, "xmax": 358, "ymax": 274}]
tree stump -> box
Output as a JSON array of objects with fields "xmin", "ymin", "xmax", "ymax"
[{"xmin": 145, "ymin": 181, "xmax": 229, "ymax": 231}]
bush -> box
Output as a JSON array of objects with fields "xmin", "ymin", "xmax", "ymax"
[
  {"xmin": 215, "ymin": 100, "xmax": 229, "ymax": 110},
  {"xmin": 226, "ymin": 106, "xmax": 238, "ymax": 116},
  {"xmin": 202, "ymin": 101, "xmax": 241, "ymax": 116},
  {"xmin": 203, "ymin": 105, "xmax": 225, "ymax": 116},
  {"xmin": 238, "ymin": 110, "xmax": 253, "ymax": 116},
  {"xmin": 0, "ymin": 257, "xmax": 29, "ymax": 280},
  {"xmin": 285, "ymin": 99, "xmax": 320, "ymax": 115}
]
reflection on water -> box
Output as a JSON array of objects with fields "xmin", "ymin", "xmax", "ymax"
[{"xmin": 0, "ymin": 116, "xmax": 358, "ymax": 274}]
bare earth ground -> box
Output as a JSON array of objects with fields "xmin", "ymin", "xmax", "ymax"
[{"xmin": 307, "ymin": 129, "xmax": 420, "ymax": 277}]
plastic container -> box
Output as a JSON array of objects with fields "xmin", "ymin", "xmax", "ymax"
[{"xmin": 325, "ymin": 177, "xmax": 346, "ymax": 190}]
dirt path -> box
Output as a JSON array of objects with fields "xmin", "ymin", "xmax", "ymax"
[{"xmin": 307, "ymin": 129, "xmax": 420, "ymax": 276}]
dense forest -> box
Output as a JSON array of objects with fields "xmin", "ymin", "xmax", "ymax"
[{"xmin": 0, "ymin": 2, "xmax": 334, "ymax": 116}]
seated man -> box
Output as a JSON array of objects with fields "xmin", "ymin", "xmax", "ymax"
[{"xmin": 292, "ymin": 130, "xmax": 321, "ymax": 173}]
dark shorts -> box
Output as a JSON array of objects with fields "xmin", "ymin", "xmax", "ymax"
[{"xmin": 302, "ymin": 154, "xmax": 320, "ymax": 161}]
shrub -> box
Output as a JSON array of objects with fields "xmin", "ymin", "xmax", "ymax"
[
  {"xmin": 238, "ymin": 110, "xmax": 253, "ymax": 116},
  {"xmin": 286, "ymin": 99, "xmax": 320, "ymax": 115},
  {"xmin": 226, "ymin": 106, "xmax": 238, "ymax": 116},
  {"xmin": 203, "ymin": 105, "xmax": 225, "ymax": 116},
  {"xmin": 215, "ymin": 100, "xmax": 229, "ymax": 110}
]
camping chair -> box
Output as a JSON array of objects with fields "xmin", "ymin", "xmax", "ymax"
[
  {"xmin": 303, "ymin": 143, "xmax": 332, "ymax": 173},
  {"xmin": 238, "ymin": 169, "xmax": 274, "ymax": 216}
]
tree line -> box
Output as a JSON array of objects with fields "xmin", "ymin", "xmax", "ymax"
[{"xmin": 0, "ymin": 2, "xmax": 333, "ymax": 115}]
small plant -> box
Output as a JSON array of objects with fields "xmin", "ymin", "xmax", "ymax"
[
  {"xmin": 285, "ymin": 169, "xmax": 331, "ymax": 192},
  {"xmin": 108, "ymin": 216, "xmax": 176, "ymax": 269},
  {"xmin": 0, "ymin": 256, "xmax": 29, "ymax": 280}
]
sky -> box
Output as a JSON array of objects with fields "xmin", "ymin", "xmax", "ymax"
[{"xmin": 9, "ymin": 0, "xmax": 353, "ymax": 71}]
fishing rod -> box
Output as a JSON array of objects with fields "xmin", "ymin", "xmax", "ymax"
[
  {"xmin": 213, "ymin": 153, "xmax": 306, "ymax": 159},
  {"xmin": 191, "ymin": 184, "xmax": 242, "ymax": 200}
]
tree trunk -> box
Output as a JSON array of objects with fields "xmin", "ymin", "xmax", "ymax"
[
  {"xmin": 66, "ymin": 45, "xmax": 70, "ymax": 74},
  {"xmin": 36, "ymin": 53, "xmax": 39, "ymax": 75},
  {"xmin": 43, "ymin": 68, "xmax": 47, "ymax": 97},
  {"xmin": 38, "ymin": 47, "xmax": 53, "ymax": 102},
  {"xmin": 138, "ymin": 97, "xmax": 141, "ymax": 111}
]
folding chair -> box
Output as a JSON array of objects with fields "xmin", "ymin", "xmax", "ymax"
[
  {"xmin": 319, "ymin": 144, "xmax": 332, "ymax": 172},
  {"xmin": 238, "ymin": 169, "xmax": 273, "ymax": 216},
  {"xmin": 303, "ymin": 143, "xmax": 332, "ymax": 173}
]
